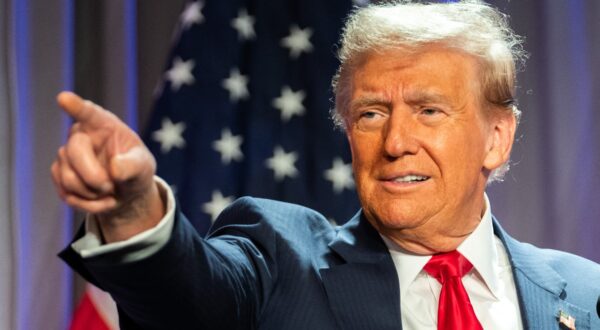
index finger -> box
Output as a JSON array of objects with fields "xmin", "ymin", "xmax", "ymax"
[{"xmin": 57, "ymin": 91, "xmax": 112, "ymax": 128}]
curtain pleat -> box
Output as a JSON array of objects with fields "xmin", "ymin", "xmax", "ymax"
[{"xmin": 1, "ymin": 0, "xmax": 74, "ymax": 329}]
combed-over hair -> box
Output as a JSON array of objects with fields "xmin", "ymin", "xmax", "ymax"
[{"xmin": 331, "ymin": 0, "xmax": 527, "ymax": 182}]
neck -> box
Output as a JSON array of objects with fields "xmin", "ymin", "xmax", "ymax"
[
  {"xmin": 382, "ymin": 227, "xmax": 475, "ymax": 255},
  {"xmin": 375, "ymin": 198, "xmax": 486, "ymax": 255}
]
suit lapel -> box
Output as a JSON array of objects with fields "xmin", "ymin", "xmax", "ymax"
[
  {"xmin": 319, "ymin": 214, "xmax": 594, "ymax": 330},
  {"xmin": 493, "ymin": 218, "xmax": 591, "ymax": 330},
  {"xmin": 320, "ymin": 212, "xmax": 402, "ymax": 330}
]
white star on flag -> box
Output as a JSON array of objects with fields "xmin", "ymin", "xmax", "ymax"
[
  {"xmin": 180, "ymin": 1, "xmax": 204, "ymax": 29},
  {"xmin": 266, "ymin": 146, "xmax": 299, "ymax": 181},
  {"xmin": 212, "ymin": 128, "xmax": 244, "ymax": 164},
  {"xmin": 324, "ymin": 157, "xmax": 354, "ymax": 193},
  {"xmin": 231, "ymin": 9, "xmax": 255, "ymax": 41},
  {"xmin": 222, "ymin": 68, "xmax": 250, "ymax": 102},
  {"xmin": 202, "ymin": 190, "xmax": 235, "ymax": 222},
  {"xmin": 272, "ymin": 86, "xmax": 306, "ymax": 122},
  {"xmin": 281, "ymin": 25, "xmax": 313, "ymax": 58},
  {"xmin": 152, "ymin": 118, "xmax": 186, "ymax": 153},
  {"xmin": 165, "ymin": 57, "xmax": 195, "ymax": 91}
]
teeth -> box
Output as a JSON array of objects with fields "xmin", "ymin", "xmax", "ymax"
[{"xmin": 394, "ymin": 175, "xmax": 429, "ymax": 183}]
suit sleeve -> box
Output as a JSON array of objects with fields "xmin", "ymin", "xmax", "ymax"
[
  {"xmin": 70, "ymin": 176, "xmax": 176, "ymax": 262},
  {"xmin": 59, "ymin": 198, "xmax": 279, "ymax": 330}
]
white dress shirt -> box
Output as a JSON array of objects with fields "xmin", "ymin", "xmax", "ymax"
[
  {"xmin": 71, "ymin": 176, "xmax": 175, "ymax": 261},
  {"xmin": 72, "ymin": 180, "xmax": 524, "ymax": 329},
  {"xmin": 382, "ymin": 195, "xmax": 523, "ymax": 329}
]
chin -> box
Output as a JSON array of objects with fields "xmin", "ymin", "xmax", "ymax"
[{"xmin": 363, "ymin": 203, "xmax": 431, "ymax": 232}]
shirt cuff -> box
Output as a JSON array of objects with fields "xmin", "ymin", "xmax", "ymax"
[{"xmin": 70, "ymin": 176, "xmax": 176, "ymax": 262}]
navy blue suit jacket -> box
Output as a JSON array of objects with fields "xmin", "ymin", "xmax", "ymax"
[{"xmin": 60, "ymin": 197, "xmax": 600, "ymax": 329}]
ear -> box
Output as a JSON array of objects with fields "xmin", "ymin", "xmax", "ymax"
[{"xmin": 483, "ymin": 113, "xmax": 517, "ymax": 171}]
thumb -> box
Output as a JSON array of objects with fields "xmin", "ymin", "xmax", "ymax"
[{"xmin": 110, "ymin": 146, "xmax": 156, "ymax": 184}]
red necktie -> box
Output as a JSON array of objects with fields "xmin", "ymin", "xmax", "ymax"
[{"xmin": 423, "ymin": 251, "xmax": 483, "ymax": 330}]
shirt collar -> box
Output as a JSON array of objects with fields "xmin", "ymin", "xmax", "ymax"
[
  {"xmin": 457, "ymin": 193, "xmax": 501, "ymax": 299},
  {"xmin": 382, "ymin": 193, "xmax": 501, "ymax": 300},
  {"xmin": 382, "ymin": 234, "xmax": 430, "ymax": 300}
]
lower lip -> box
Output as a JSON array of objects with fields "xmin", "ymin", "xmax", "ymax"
[{"xmin": 380, "ymin": 179, "xmax": 430, "ymax": 191}]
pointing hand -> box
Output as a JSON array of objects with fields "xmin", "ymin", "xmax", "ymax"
[{"xmin": 51, "ymin": 92, "xmax": 164, "ymax": 242}]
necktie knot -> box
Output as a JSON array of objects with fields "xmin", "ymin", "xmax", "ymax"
[
  {"xmin": 423, "ymin": 250, "xmax": 473, "ymax": 283},
  {"xmin": 422, "ymin": 250, "xmax": 482, "ymax": 330}
]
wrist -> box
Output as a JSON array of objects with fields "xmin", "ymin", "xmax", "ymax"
[{"xmin": 97, "ymin": 181, "xmax": 166, "ymax": 243}]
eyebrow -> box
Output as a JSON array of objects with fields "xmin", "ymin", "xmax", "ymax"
[
  {"xmin": 349, "ymin": 95, "xmax": 392, "ymax": 113},
  {"xmin": 403, "ymin": 89, "xmax": 452, "ymax": 105},
  {"xmin": 349, "ymin": 90, "xmax": 452, "ymax": 114}
]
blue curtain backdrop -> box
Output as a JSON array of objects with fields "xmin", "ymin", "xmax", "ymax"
[
  {"xmin": 2, "ymin": 0, "xmax": 599, "ymax": 329},
  {"xmin": 486, "ymin": 0, "xmax": 600, "ymax": 256},
  {"xmin": 1, "ymin": 0, "xmax": 75, "ymax": 329}
]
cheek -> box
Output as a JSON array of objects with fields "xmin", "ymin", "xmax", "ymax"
[
  {"xmin": 348, "ymin": 133, "xmax": 381, "ymax": 186},
  {"xmin": 424, "ymin": 127, "xmax": 483, "ymax": 176},
  {"xmin": 350, "ymin": 146, "xmax": 371, "ymax": 181},
  {"xmin": 440, "ymin": 131, "xmax": 489, "ymax": 183},
  {"xmin": 349, "ymin": 130, "xmax": 376, "ymax": 160}
]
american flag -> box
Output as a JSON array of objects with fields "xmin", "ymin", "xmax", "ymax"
[{"xmin": 143, "ymin": 0, "xmax": 365, "ymax": 235}]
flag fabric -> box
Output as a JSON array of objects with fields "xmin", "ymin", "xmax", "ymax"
[
  {"xmin": 69, "ymin": 284, "xmax": 118, "ymax": 330},
  {"xmin": 144, "ymin": 0, "xmax": 363, "ymax": 235},
  {"xmin": 69, "ymin": 1, "xmax": 365, "ymax": 328}
]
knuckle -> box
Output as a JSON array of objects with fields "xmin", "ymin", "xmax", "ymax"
[
  {"xmin": 61, "ymin": 169, "xmax": 81, "ymax": 191},
  {"xmin": 66, "ymin": 195, "xmax": 91, "ymax": 213},
  {"xmin": 83, "ymin": 100, "xmax": 94, "ymax": 109},
  {"xmin": 69, "ymin": 123, "xmax": 81, "ymax": 136},
  {"xmin": 50, "ymin": 161, "xmax": 59, "ymax": 174},
  {"xmin": 64, "ymin": 195, "xmax": 80, "ymax": 208},
  {"xmin": 58, "ymin": 146, "xmax": 66, "ymax": 159},
  {"xmin": 67, "ymin": 131, "xmax": 87, "ymax": 147},
  {"xmin": 82, "ymin": 167, "xmax": 105, "ymax": 187},
  {"xmin": 90, "ymin": 101, "xmax": 103, "ymax": 112}
]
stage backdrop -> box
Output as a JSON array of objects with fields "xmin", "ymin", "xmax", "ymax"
[{"xmin": 1, "ymin": 0, "xmax": 599, "ymax": 329}]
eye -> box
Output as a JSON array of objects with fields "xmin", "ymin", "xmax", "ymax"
[
  {"xmin": 361, "ymin": 111, "xmax": 381, "ymax": 119},
  {"xmin": 354, "ymin": 110, "xmax": 387, "ymax": 131},
  {"xmin": 417, "ymin": 106, "xmax": 447, "ymax": 125},
  {"xmin": 421, "ymin": 108, "xmax": 440, "ymax": 116}
]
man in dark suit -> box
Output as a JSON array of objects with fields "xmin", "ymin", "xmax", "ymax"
[{"xmin": 54, "ymin": 1, "xmax": 600, "ymax": 329}]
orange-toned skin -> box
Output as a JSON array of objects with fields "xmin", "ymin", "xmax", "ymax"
[
  {"xmin": 345, "ymin": 47, "xmax": 516, "ymax": 255},
  {"xmin": 51, "ymin": 92, "xmax": 164, "ymax": 243}
]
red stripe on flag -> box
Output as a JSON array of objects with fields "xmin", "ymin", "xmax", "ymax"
[{"xmin": 69, "ymin": 292, "xmax": 111, "ymax": 330}]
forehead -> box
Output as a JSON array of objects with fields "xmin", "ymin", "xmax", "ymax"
[{"xmin": 351, "ymin": 46, "xmax": 483, "ymax": 104}]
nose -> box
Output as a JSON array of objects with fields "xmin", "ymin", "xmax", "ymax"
[{"xmin": 383, "ymin": 113, "xmax": 420, "ymax": 158}]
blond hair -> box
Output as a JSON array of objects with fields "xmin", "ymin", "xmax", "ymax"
[{"xmin": 332, "ymin": 0, "xmax": 527, "ymax": 182}]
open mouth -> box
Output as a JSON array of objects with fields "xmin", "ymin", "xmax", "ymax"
[{"xmin": 392, "ymin": 175, "xmax": 430, "ymax": 183}]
